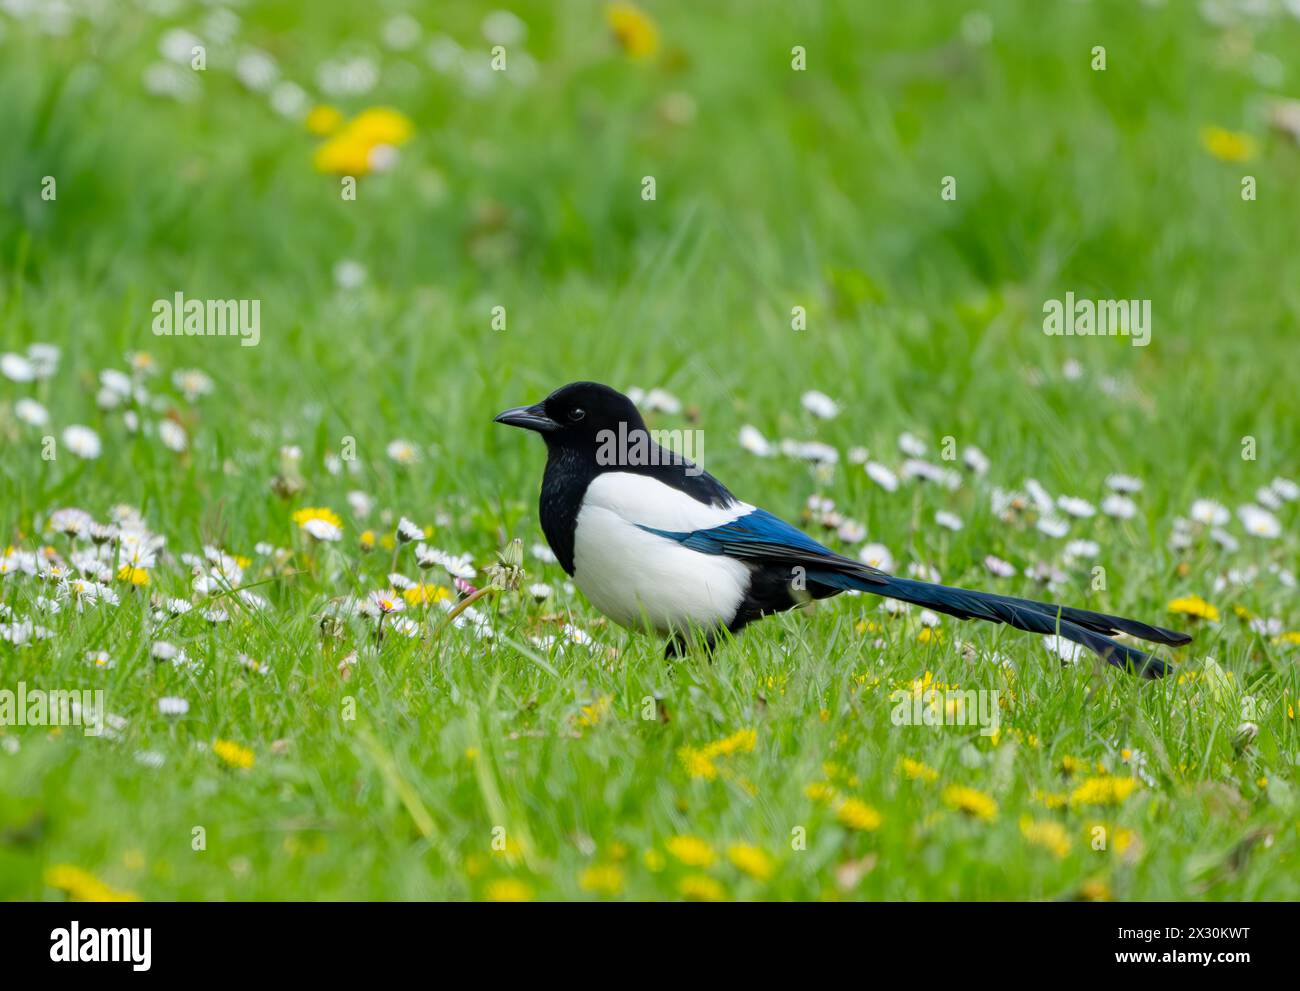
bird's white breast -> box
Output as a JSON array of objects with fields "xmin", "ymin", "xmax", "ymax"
[{"xmin": 571, "ymin": 473, "xmax": 753, "ymax": 635}]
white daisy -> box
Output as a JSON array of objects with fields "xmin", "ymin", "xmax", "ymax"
[
  {"xmin": 27, "ymin": 344, "xmax": 60, "ymax": 378},
  {"xmin": 366, "ymin": 589, "xmax": 405, "ymax": 615},
  {"xmin": 901, "ymin": 460, "xmax": 961, "ymax": 490},
  {"xmin": 386, "ymin": 439, "xmax": 419, "ymax": 464},
  {"xmin": 983, "ymin": 555, "xmax": 1016, "ymax": 577},
  {"xmin": 527, "ymin": 582, "xmax": 553, "ymax": 601},
  {"xmin": 1043, "ymin": 634, "xmax": 1084, "ymax": 664},
  {"xmin": 159, "ymin": 419, "xmax": 188, "ymax": 452},
  {"xmin": 738, "ymin": 424, "xmax": 773, "ymax": 457},
  {"xmin": 347, "ymin": 490, "xmax": 375, "ymax": 519},
  {"xmin": 779, "ymin": 439, "xmax": 839, "ymax": 463},
  {"xmin": 172, "ymin": 368, "xmax": 214, "ymax": 401},
  {"xmin": 396, "ymin": 517, "xmax": 424, "ymax": 543},
  {"xmin": 1056, "ymin": 495, "xmax": 1096, "ymax": 518},
  {"xmin": 14, "ymin": 398, "xmax": 48, "ymax": 426},
  {"xmin": 302, "ymin": 518, "xmax": 342, "ymax": 542},
  {"xmin": 1024, "ymin": 478, "xmax": 1055, "ymax": 513},
  {"xmin": 1270, "ymin": 476, "xmax": 1298, "ymax": 502},
  {"xmin": 847, "ymin": 446, "xmax": 870, "ymax": 465},
  {"xmin": 935, "ymin": 510, "xmax": 964, "ymax": 531},
  {"xmin": 837, "ymin": 519, "xmax": 866, "ymax": 543},
  {"xmin": 962, "ymin": 445, "xmax": 990, "ymax": 475},
  {"xmin": 1101, "ymin": 494, "xmax": 1137, "ymax": 519},
  {"xmin": 50, "ymin": 507, "xmax": 94, "ymax": 538},
  {"xmin": 864, "ymin": 461, "xmax": 899, "ymax": 492},
  {"xmin": 1238, "ymin": 504, "xmax": 1281, "ymax": 539},
  {"xmin": 158, "ymin": 696, "xmax": 190, "ymax": 716},
  {"xmin": 1190, "ymin": 499, "xmax": 1230, "ymax": 526},
  {"xmin": 1, "ymin": 352, "xmax": 35, "ymax": 382},
  {"xmin": 1210, "ymin": 528, "xmax": 1240, "ymax": 552},
  {"xmin": 62, "ymin": 425, "xmax": 102, "ymax": 459},
  {"xmin": 239, "ymin": 653, "xmax": 270, "ymax": 675},
  {"xmin": 1064, "ymin": 539, "xmax": 1099, "ymax": 560},
  {"xmin": 1036, "ymin": 516, "xmax": 1070, "ymax": 538},
  {"xmin": 1254, "ymin": 486, "xmax": 1283, "ymax": 511},
  {"xmin": 800, "ymin": 390, "xmax": 839, "ymax": 419},
  {"xmin": 858, "ymin": 542, "xmax": 894, "ymax": 572},
  {"xmin": 642, "ymin": 388, "xmax": 682, "ymax": 414},
  {"xmin": 897, "ymin": 432, "xmax": 927, "ymax": 458},
  {"xmin": 333, "ymin": 258, "xmax": 367, "ymax": 289},
  {"xmin": 530, "ymin": 542, "xmax": 557, "ymax": 565},
  {"xmin": 1105, "ymin": 473, "xmax": 1143, "ymax": 493}
]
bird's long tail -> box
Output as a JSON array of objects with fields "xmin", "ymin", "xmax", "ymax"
[{"xmin": 809, "ymin": 570, "xmax": 1189, "ymax": 678}]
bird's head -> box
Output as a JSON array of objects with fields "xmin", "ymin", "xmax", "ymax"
[{"xmin": 494, "ymin": 381, "xmax": 646, "ymax": 452}]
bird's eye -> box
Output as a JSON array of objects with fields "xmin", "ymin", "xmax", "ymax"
[{"xmin": 567, "ymin": 408, "xmax": 586, "ymax": 422}]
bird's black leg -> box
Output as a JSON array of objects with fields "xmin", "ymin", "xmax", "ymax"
[
  {"xmin": 664, "ymin": 634, "xmax": 688, "ymax": 659},
  {"xmin": 663, "ymin": 628, "xmax": 722, "ymax": 658}
]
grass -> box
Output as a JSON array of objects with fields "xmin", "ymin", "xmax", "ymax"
[{"xmin": 1, "ymin": 0, "xmax": 1298, "ymax": 901}]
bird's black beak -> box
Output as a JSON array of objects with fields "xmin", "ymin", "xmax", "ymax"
[{"xmin": 494, "ymin": 402, "xmax": 559, "ymax": 433}]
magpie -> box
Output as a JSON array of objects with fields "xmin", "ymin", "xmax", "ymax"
[{"xmin": 495, "ymin": 382, "xmax": 1190, "ymax": 677}]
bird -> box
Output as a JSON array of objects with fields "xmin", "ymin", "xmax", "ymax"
[{"xmin": 495, "ymin": 381, "xmax": 1190, "ymax": 677}]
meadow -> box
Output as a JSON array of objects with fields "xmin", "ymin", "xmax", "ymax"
[{"xmin": 1, "ymin": 0, "xmax": 1298, "ymax": 901}]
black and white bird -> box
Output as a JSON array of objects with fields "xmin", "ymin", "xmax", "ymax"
[{"xmin": 495, "ymin": 382, "xmax": 1189, "ymax": 677}]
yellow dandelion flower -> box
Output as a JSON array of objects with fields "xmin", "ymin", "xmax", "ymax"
[
  {"xmin": 727, "ymin": 843, "xmax": 774, "ymax": 880},
  {"xmin": 1059, "ymin": 755, "xmax": 1088, "ymax": 777},
  {"xmin": 897, "ymin": 757, "xmax": 939, "ymax": 783},
  {"xmin": 835, "ymin": 798, "xmax": 883, "ymax": 831},
  {"xmin": 45, "ymin": 864, "xmax": 140, "ymax": 902},
  {"xmin": 1167, "ymin": 595, "xmax": 1219, "ymax": 622},
  {"xmin": 575, "ymin": 695, "xmax": 612, "ymax": 729},
  {"xmin": 942, "ymin": 784, "xmax": 998, "ymax": 822},
  {"xmin": 1069, "ymin": 775, "xmax": 1139, "ymax": 808},
  {"xmin": 213, "ymin": 738, "xmax": 255, "ymax": 770},
  {"xmin": 679, "ymin": 873, "xmax": 725, "ymax": 901},
  {"xmin": 305, "ymin": 104, "xmax": 344, "ymax": 136},
  {"xmin": 705, "ymin": 728, "xmax": 757, "ymax": 757},
  {"xmin": 578, "ymin": 863, "xmax": 626, "ymax": 897},
  {"xmin": 1079, "ymin": 879, "xmax": 1111, "ymax": 901},
  {"xmin": 403, "ymin": 583, "xmax": 449, "ymax": 606},
  {"xmin": 1032, "ymin": 789, "xmax": 1069, "ymax": 810},
  {"xmin": 344, "ymin": 107, "xmax": 414, "ymax": 147},
  {"xmin": 1200, "ymin": 125, "xmax": 1258, "ymax": 163},
  {"xmin": 1020, "ymin": 816, "xmax": 1071, "ymax": 859},
  {"xmin": 1276, "ymin": 631, "xmax": 1300, "ymax": 646},
  {"xmin": 678, "ymin": 747, "xmax": 717, "ymax": 780},
  {"xmin": 313, "ymin": 134, "xmax": 375, "ymax": 176},
  {"xmin": 605, "ymin": 2, "xmax": 659, "ymax": 59},
  {"xmin": 483, "ymin": 878, "xmax": 533, "ymax": 902},
  {"xmin": 116, "ymin": 565, "xmax": 149, "ymax": 586},
  {"xmin": 642, "ymin": 848, "xmax": 665, "ymax": 872},
  {"xmin": 666, "ymin": 835, "xmax": 715, "ymax": 867},
  {"xmin": 804, "ymin": 781, "xmax": 836, "ymax": 803},
  {"xmin": 291, "ymin": 507, "xmax": 342, "ymax": 529},
  {"xmin": 359, "ymin": 529, "xmax": 376, "ymax": 551}
]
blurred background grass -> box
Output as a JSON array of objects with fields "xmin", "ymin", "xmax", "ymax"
[{"xmin": 4, "ymin": 1, "xmax": 1297, "ymax": 514}]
